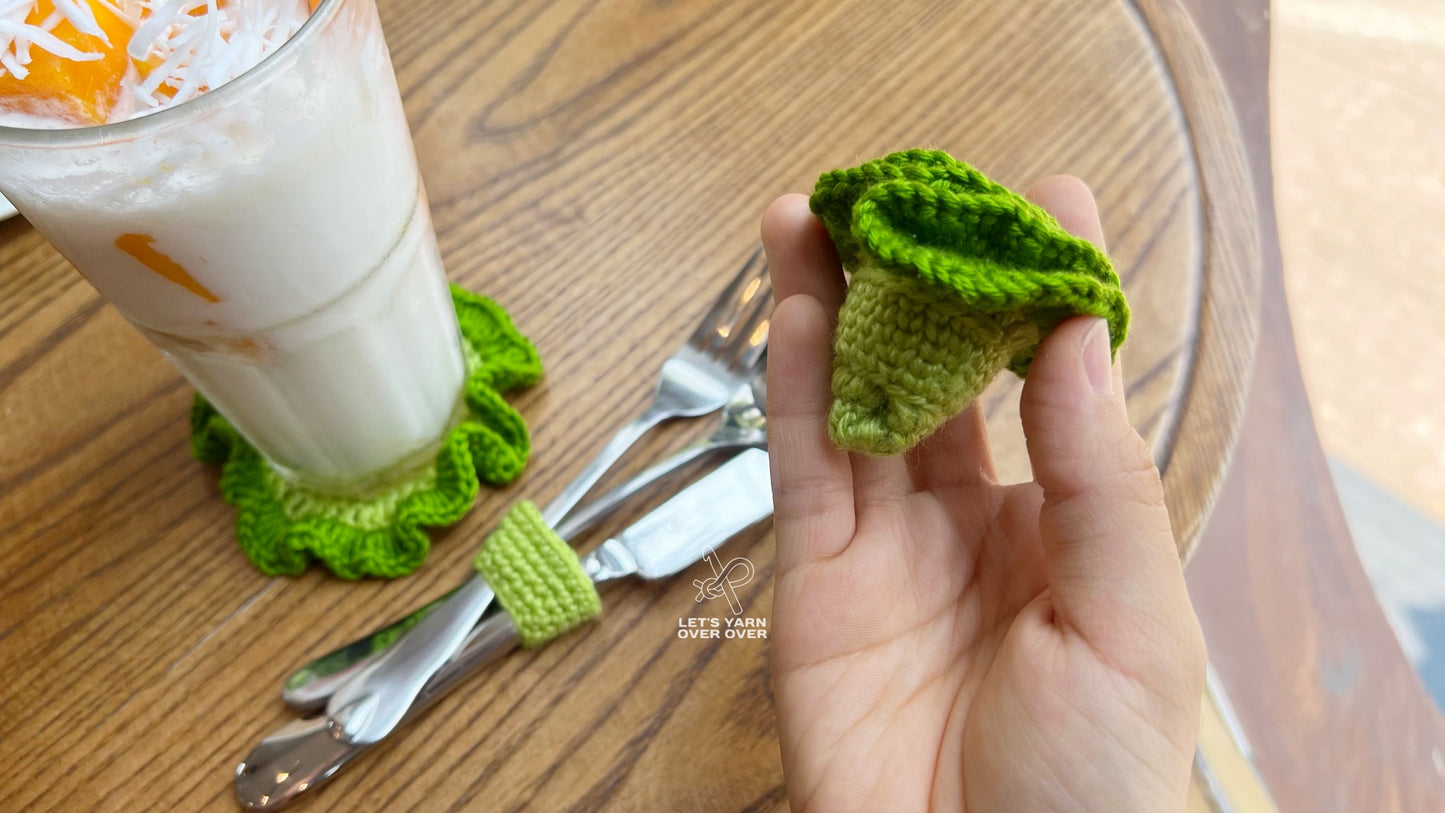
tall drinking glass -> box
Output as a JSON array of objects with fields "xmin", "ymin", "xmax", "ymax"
[{"xmin": 0, "ymin": 0, "xmax": 466, "ymax": 496}]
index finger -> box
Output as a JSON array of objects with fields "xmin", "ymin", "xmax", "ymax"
[
  {"xmin": 761, "ymin": 196, "xmax": 856, "ymax": 568},
  {"xmin": 761, "ymin": 194, "xmax": 847, "ymax": 313},
  {"xmin": 1026, "ymin": 175, "xmax": 1108, "ymax": 250}
]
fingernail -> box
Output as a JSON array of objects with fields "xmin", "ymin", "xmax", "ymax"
[{"xmin": 1081, "ymin": 318, "xmax": 1113, "ymax": 396}]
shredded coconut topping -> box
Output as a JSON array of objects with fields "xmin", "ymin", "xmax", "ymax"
[
  {"xmin": 0, "ymin": 0, "xmax": 109, "ymax": 80},
  {"xmin": 126, "ymin": 0, "xmax": 309, "ymax": 109},
  {"xmin": 1, "ymin": 0, "xmax": 310, "ymax": 120}
]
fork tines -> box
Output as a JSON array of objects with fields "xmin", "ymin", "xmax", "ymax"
[{"xmin": 688, "ymin": 247, "xmax": 772, "ymax": 375}]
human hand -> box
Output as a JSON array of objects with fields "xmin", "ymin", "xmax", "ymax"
[{"xmin": 761, "ymin": 176, "xmax": 1206, "ymax": 813}]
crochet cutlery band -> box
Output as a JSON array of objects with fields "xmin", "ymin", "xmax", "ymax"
[{"xmin": 235, "ymin": 449, "xmax": 774, "ymax": 811}]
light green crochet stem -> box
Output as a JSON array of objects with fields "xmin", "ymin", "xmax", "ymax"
[
  {"xmin": 830, "ymin": 264, "xmax": 1038, "ymax": 455},
  {"xmin": 473, "ymin": 501, "xmax": 601, "ymax": 648},
  {"xmin": 811, "ymin": 149, "xmax": 1130, "ymax": 456}
]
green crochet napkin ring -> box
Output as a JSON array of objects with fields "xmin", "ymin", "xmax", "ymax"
[
  {"xmin": 472, "ymin": 501, "xmax": 601, "ymax": 648},
  {"xmin": 191, "ymin": 284, "xmax": 543, "ymax": 579},
  {"xmin": 811, "ymin": 149, "xmax": 1130, "ymax": 456}
]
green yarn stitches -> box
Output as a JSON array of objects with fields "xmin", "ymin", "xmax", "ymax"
[
  {"xmin": 473, "ymin": 501, "xmax": 601, "ymax": 648},
  {"xmin": 191, "ymin": 285, "xmax": 543, "ymax": 579},
  {"xmin": 811, "ymin": 149, "xmax": 1130, "ymax": 456}
]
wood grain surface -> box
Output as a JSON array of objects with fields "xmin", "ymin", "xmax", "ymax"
[{"xmin": 0, "ymin": 0, "xmax": 1260, "ymax": 809}]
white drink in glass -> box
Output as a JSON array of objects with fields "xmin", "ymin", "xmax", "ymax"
[{"xmin": 0, "ymin": 0, "xmax": 467, "ymax": 495}]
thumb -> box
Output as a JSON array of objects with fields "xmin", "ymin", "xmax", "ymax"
[{"xmin": 1019, "ymin": 316, "xmax": 1187, "ymax": 643}]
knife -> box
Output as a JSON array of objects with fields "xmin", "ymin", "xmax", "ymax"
[{"xmin": 235, "ymin": 448, "xmax": 774, "ymax": 810}]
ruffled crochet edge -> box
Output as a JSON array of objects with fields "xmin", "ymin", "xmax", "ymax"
[{"xmin": 191, "ymin": 285, "xmax": 542, "ymax": 579}]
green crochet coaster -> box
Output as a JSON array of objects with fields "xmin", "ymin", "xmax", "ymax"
[
  {"xmin": 811, "ymin": 149, "xmax": 1130, "ymax": 456},
  {"xmin": 472, "ymin": 501, "xmax": 601, "ymax": 648},
  {"xmin": 190, "ymin": 285, "xmax": 543, "ymax": 579}
]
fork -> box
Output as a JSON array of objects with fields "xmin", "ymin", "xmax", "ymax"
[
  {"xmin": 541, "ymin": 248, "xmax": 771, "ymax": 524},
  {"xmin": 315, "ymin": 250, "xmax": 773, "ymax": 746}
]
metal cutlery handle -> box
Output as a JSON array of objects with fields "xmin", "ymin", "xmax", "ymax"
[
  {"xmin": 555, "ymin": 379, "xmax": 766, "ymax": 537},
  {"xmin": 553, "ymin": 441, "xmax": 711, "ymax": 539},
  {"xmin": 542, "ymin": 346, "xmax": 750, "ymax": 527},
  {"xmin": 236, "ymin": 606, "xmax": 521, "ymax": 810},
  {"xmin": 540, "ymin": 405, "xmax": 668, "ymax": 525},
  {"xmin": 281, "ymin": 590, "xmax": 457, "ymax": 710},
  {"xmin": 323, "ymin": 576, "xmax": 498, "ymax": 745},
  {"xmin": 407, "ymin": 603, "xmax": 521, "ymax": 708}
]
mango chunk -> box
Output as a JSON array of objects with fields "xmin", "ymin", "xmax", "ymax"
[
  {"xmin": 115, "ymin": 233, "xmax": 220, "ymax": 303},
  {"xmin": 0, "ymin": 0, "xmax": 135, "ymax": 125}
]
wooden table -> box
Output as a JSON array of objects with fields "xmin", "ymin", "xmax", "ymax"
[{"xmin": 0, "ymin": 0, "xmax": 1423, "ymax": 810}]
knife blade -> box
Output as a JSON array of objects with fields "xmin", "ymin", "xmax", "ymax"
[{"xmin": 236, "ymin": 449, "xmax": 774, "ymax": 810}]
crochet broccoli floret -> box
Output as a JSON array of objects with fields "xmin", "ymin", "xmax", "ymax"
[{"xmin": 811, "ymin": 149, "xmax": 1129, "ymax": 456}]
